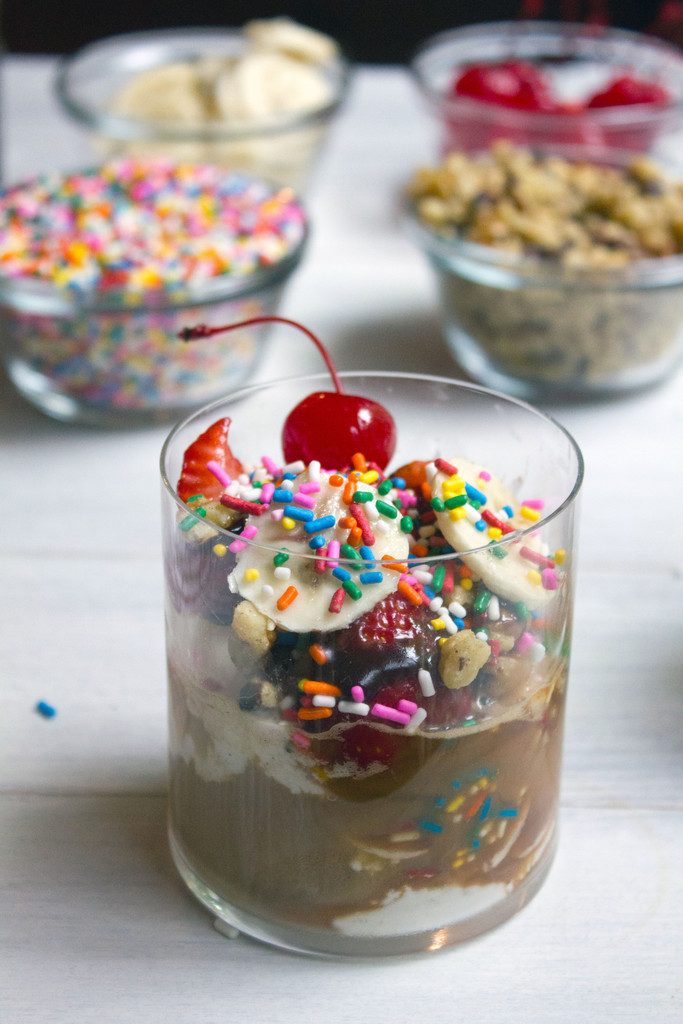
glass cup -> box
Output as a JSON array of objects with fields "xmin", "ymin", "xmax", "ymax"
[
  {"xmin": 403, "ymin": 156, "xmax": 683, "ymax": 400},
  {"xmin": 0, "ymin": 164, "xmax": 308, "ymax": 426},
  {"xmin": 420, "ymin": 247, "xmax": 683, "ymax": 400},
  {"xmin": 160, "ymin": 372, "xmax": 583, "ymax": 957}
]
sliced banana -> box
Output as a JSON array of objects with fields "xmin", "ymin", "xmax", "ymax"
[
  {"xmin": 215, "ymin": 53, "xmax": 333, "ymax": 121},
  {"xmin": 431, "ymin": 457, "xmax": 554, "ymax": 611},
  {"xmin": 111, "ymin": 63, "xmax": 208, "ymax": 123},
  {"xmin": 110, "ymin": 18, "xmax": 337, "ymax": 129},
  {"xmin": 235, "ymin": 472, "xmax": 409, "ymax": 633},
  {"xmin": 244, "ymin": 17, "xmax": 339, "ymax": 64}
]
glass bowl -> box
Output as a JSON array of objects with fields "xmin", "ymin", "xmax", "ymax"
[
  {"xmin": 161, "ymin": 372, "xmax": 582, "ymax": 956},
  {"xmin": 411, "ymin": 21, "xmax": 683, "ymax": 157},
  {"xmin": 55, "ymin": 27, "xmax": 350, "ymax": 192},
  {"xmin": 404, "ymin": 148, "xmax": 683, "ymax": 399},
  {"xmin": 0, "ymin": 163, "xmax": 308, "ymax": 426}
]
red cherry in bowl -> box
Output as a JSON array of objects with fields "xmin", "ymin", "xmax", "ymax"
[
  {"xmin": 282, "ymin": 391, "xmax": 395, "ymax": 470},
  {"xmin": 587, "ymin": 74, "xmax": 670, "ymax": 109},
  {"xmin": 179, "ymin": 317, "xmax": 397, "ymax": 470},
  {"xmin": 453, "ymin": 60, "xmax": 555, "ymax": 112}
]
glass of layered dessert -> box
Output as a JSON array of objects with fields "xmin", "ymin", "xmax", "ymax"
[{"xmin": 161, "ymin": 336, "xmax": 582, "ymax": 957}]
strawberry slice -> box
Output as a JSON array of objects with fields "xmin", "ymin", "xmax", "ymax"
[
  {"xmin": 333, "ymin": 591, "xmax": 439, "ymax": 695},
  {"xmin": 177, "ymin": 417, "xmax": 244, "ymax": 503},
  {"xmin": 350, "ymin": 591, "xmax": 428, "ymax": 648},
  {"xmin": 391, "ymin": 459, "xmax": 427, "ymax": 490},
  {"xmin": 372, "ymin": 678, "xmax": 422, "ymax": 709}
]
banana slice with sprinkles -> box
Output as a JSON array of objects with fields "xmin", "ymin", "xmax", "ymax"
[
  {"xmin": 429, "ymin": 457, "xmax": 558, "ymax": 611},
  {"xmin": 233, "ymin": 469, "xmax": 410, "ymax": 632}
]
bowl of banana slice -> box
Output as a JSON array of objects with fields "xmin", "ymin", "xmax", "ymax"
[{"xmin": 56, "ymin": 18, "xmax": 349, "ymax": 191}]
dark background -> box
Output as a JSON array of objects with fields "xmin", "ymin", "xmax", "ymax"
[{"xmin": 1, "ymin": 1, "xmax": 672, "ymax": 61}]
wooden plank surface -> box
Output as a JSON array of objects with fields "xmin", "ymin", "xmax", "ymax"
[{"xmin": 1, "ymin": 796, "xmax": 680, "ymax": 1023}]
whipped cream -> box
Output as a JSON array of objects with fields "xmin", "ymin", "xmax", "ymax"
[
  {"xmin": 167, "ymin": 604, "xmax": 324, "ymax": 794},
  {"xmin": 174, "ymin": 687, "xmax": 322, "ymax": 795}
]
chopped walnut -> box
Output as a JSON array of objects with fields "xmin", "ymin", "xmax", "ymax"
[
  {"xmin": 232, "ymin": 600, "xmax": 275, "ymax": 655},
  {"xmin": 409, "ymin": 142, "xmax": 683, "ymax": 268},
  {"xmin": 439, "ymin": 629, "xmax": 491, "ymax": 689}
]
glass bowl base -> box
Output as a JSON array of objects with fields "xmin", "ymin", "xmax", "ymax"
[
  {"xmin": 445, "ymin": 324, "xmax": 682, "ymax": 402},
  {"xmin": 169, "ymin": 824, "xmax": 557, "ymax": 959},
  {"xmin": 6, "ymin": 358, "xmax": 243, "ymax": 428}
]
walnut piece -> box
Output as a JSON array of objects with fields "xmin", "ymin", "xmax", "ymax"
[
  {"xmin": 232, "ymin": 600, "xmax": 275, "ymax": 655},
  {"xmin": 439, "ymin": 629, "xmax": 491, "ymax": 689}
]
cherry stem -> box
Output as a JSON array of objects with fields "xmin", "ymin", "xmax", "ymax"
[{"xmin": 179, "ymin": 316, "xmax": 344, "ymax": 395}]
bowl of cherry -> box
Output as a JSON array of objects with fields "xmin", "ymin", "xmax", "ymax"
[{"xmin": 411, "ymin": 20, "xmax": 683, "ymax": 157}]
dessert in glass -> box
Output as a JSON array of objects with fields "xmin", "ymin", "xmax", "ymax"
[{"xmin": 161, "ymin": 320, "xmax": 583, "ymax": 956}]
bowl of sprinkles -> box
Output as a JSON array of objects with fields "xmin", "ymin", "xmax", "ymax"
[{"xmin": 0, "ymin": 159, "xmax": 307, "ymax": 425}]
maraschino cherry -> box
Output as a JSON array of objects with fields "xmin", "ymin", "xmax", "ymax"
[
  {"xmin": 453, "ymin": 60, "xmax": 555, "ymax": 112},
  {"xmin": 586, "ymin": 74, "xmax": 670, "ymax": 109},
  {"xmin": 180, "ymin": 317, "xmax": 396, "ymax": 470}
]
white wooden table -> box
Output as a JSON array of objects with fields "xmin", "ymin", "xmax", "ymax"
[{"xmin": 1, "ymin": 58, "xmax": 681, "ymax": 1023}]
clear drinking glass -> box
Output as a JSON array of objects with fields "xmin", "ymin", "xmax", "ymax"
[{"xmin": 161, "ymin": 372, "xmax": 583, "ymax": 957}]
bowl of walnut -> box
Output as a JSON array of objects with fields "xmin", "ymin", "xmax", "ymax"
[{"xmin": 405, "ymin": 142, "xmax": 683, "ymax": 399}]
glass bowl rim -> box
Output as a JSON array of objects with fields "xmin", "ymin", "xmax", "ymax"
[
  {"xmin": 410, "ymin": 19, "xmax": 683, "ymax": 127},
  {"xmin": 160, "ymin": 369, "xmax": 584, "ymax": 565},
  {"xmin": 55, "ymin": 25, "xmax": 352, "ymax": 143}
]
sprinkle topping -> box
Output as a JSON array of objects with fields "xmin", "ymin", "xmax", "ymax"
[{"xmin": 0, "ymin": 160, "xmax": 306, "ymax": 300}]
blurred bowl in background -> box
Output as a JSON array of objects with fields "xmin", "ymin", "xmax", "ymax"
[
  {"xmin": 404, "ymin": 144, "xmax": 683, "ymax": 399},
  {"xmin": 0, "ymin": 160, "xmax": 308, "ymax": 425},
  {"xmin": 411, "ymin": 21, "xmax": 683, "ymax": 158},
  {"xmin": 55, "ymin": 25, "xmax": 350, "ymax": 192}
]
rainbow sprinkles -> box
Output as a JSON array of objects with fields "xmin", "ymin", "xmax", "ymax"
[
  {"xmin": 179, "ymin": 449, "xmax": 564, "ymax": 733},
  {"xmin": 0, "ymin": 160, "xmax": 307, "ymax": 413},
  {"xmin": 0, "ymin": 159, "xmax": 306, "ymax": 301}
]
